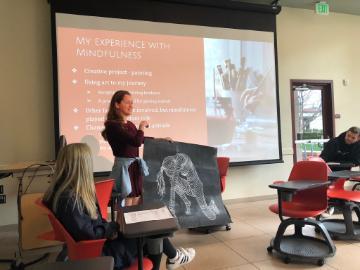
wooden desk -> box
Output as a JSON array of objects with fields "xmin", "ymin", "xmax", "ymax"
[
  {"xmin": 117, "ymin": 202, "xmax": 178, "ymax": 270},
  {"xmin": 0, "ymin": 161, "xmax": 58, "ymax": 252},
  {"xmin": 28, "ymin": 256, "xmax": 114, "ymax": 270}
]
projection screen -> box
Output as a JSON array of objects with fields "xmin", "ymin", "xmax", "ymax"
[{"xmin": 53, "ymin": 6, "xmax": 282, "ymax": 173}]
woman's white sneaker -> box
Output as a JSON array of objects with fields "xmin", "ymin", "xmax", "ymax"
[{"xmin": 166, "ymin": 248, "xmax": 196, "ymax": 270}]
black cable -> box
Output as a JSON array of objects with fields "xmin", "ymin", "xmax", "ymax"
[{"xmin": 21, "ymin": 164, "xmax": 55, "ymax": 194}]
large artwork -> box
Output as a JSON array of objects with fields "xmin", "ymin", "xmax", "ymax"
[{"xmin": 143, "ymin": 139, "xmax": 231, "ymax": 228}]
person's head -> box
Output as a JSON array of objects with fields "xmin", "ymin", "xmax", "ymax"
[
  {"xmin": 344, "ymin": 126, "xmax": 360, "ymax": 145},
  {"xmin": 106, "ymin": 90, "xmax": 132, "ymax": 122},
  {"xmin": 44, "ymin": 143, "xmax": 98, "ymax": 219},
  {"xmin": 102, "ymin": 90, "xmax": 132, "ymax": 140}
]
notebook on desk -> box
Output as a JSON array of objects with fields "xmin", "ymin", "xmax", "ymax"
[
  {"xmin": 123, "ymin": 206, "xmax": 173, "ymax": 224},
  {"xmin": 117, "ymin": 203, "xmax": 178, "ymax": 238}
]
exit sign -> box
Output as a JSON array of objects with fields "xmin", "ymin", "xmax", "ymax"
[{"xmin": 316, "ymin": 2, "xmax": 329, "ymax": 15}]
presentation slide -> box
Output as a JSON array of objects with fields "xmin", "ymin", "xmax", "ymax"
[{"xmin": 55, "ymin": 13, "xmax": 280, "ymax": 172}]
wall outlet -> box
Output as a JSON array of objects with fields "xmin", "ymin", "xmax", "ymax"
[
  {"xmin": 0, "ymin": 195, "xmax": 6, "ymax": 204},
  {"xmin": 0, "ymin": 185, "xmax": 3, "ymax": 194}
]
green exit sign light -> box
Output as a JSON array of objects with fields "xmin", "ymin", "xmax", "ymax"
[{"xmin": 316, "ymin": 2, "xmax": 329, "ymax": 15}]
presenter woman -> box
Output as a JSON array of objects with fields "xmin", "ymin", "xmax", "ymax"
[
  {"xmin": 101, "ymin": 90, "xmax": 168, "ymax": 206},
  {"xmin": 43, "ymin": 143, "xmax": 195, "ymax": 270}
]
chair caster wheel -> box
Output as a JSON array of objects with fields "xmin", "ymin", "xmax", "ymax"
[
  {"xmin": 267, "ymin": 246, "xmax": 273, "ymax": 253},
  {"xmin": 283, "ymin": 257, "xmax": 290, "ymax": 264},
  {"xmin": 315, "ymin": 227, "xmax": 320, "ymax": 233},
  {"xmin": 206, "ymin": 229, "xmax": 211, "ymax": 234},
  {"xmin": 226, "ymin": 225, "xmax": 231, "ymax": 231},
  {"xmin": 317, "ymin": 259, "xmax": 325, "ymax": 266}
]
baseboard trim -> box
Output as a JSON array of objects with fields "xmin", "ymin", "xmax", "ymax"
[
  {"xmin": 0, "ymin": 224, "xmax": 17, "ymax": 231},
  {"xmin": 224, "ymin": 194, "xmax": 276, "ymax": 204}
]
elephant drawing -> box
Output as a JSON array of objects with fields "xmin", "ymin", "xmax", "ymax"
[{"xmin": 156, "ymin": 153, "xmax": 219, "ymax": 220}]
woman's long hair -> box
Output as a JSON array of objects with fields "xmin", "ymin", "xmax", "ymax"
[
  {"xmin": 43, "ymin": 143, "xmax": 98, "ymax": 219},
  {"xmin": 101, "ymin": 90, "xmax": 131, "ymax": 140}
]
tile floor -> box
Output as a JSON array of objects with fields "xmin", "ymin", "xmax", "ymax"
[{"xmin": 0, "ymin": 199, "xmax": 358, "ymax": 270}]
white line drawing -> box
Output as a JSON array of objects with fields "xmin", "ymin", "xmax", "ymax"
[{"xmin": 156, "ymin": 153, "xmax": 219, "ymax": 220}]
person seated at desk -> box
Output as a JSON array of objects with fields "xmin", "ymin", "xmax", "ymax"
[
  {"xmin": 43, "ymin": 143, "xmax": 195, "ymax": 270},
  {"xmin": 320, "ymin": 126, "xmax": 360, "ymax": 170}
]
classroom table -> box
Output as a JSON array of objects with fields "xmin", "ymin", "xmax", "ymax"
[
  {"xmin": 117, "ymin": 202, "xmax": 178, "ymax": 270},
  {"xmin": 328, "ymin": 170, "xmax": 360, "ymax": 180},
  {"xmin": 0, "ymin": 161, "xmax": 60, "ymax": 269},
  {"xmin": 327, "ymin": 162, "xmax": 355, "ymax": 171}
]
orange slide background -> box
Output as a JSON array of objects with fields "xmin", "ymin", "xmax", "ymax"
[{"xmin": 57, "ymin": 27, "xmax": 207, "ymax": 168}]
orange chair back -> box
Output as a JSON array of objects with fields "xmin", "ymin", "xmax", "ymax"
[
  {"xmin": 95, "ymin": 179, "xmax": 114, "ymax": 220},
  {"xmin": 217, "ymin": 157, "xmax": 230, "ymax": 193},
  {"xmin": 35, "ymin": 198, "xmax": 65, "ymax": 242},
  {"xmin": 47, "ymin": 212, "xmax": 106, "ymax": 260},
  {"xmin": 307, "ymin": 156, "xmax": 332, "ymax": 174},
  {"xmin": 307, "ymin": 156, "xmax": 346, "ymax": 190},
  {"xmin": 288, "ymin": 160, "xmax": 328, "ymax": 211}
]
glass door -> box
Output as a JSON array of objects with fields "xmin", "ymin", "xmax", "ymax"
[{"xmin": 291, "ymin": 80, "xmax": 334, "ymax": 162}]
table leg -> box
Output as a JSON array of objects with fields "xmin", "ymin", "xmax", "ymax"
[
  {"xmin": 137, "ymin": 238, "xmax": 143, "ymax": 270},
  {"xmin": 111, "ymin": 197, "xmax": 115, "ymax": 222}
]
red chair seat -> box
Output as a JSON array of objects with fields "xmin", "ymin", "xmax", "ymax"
[
  {"xmin": 328, "ymin": 189, "xmax": 360, "ymax": 202},
  {"xmin": 125, "ymin": 258, "xmax": 153, "ymax": 270},
  {"xmin": 269, "ymin": 203, "xmax": 325, "ymax": 219}
]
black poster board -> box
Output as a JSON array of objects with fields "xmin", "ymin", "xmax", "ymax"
[{"xmin": 143, "ymin": 139, "xmax": 231, "ymax": 228}]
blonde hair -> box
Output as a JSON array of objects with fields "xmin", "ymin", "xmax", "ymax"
[{"xmin": 44, "ymin": 143, "xmax": 98, "ymax": 219}]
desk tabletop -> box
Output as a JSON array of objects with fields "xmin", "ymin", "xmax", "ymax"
[
  {"xmin": 118, "ymin": 202, "xmax": 178, "ymax": 238},
  {"xmin": 269, "ymin": 181, "xmax": 330, "ymax": 192},
  {"xmin": 329, "ymin": 170, "xmax": 360, "ymax": 179},
  {"xmin": 28, "ymin": 256, "xmax": 114, "ymax": 270},
  {"xmin": 327, "ymin": 162, "xmax": 355, "ymax": 171}
]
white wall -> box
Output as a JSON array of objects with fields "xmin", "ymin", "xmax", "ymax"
[
  {"xmin": 0, "ymin": 0, "xmax": 54, "ymax": 163},
  {"xmin": 0, "ymin": 2, "xmax": 359, "ymax": 225}
]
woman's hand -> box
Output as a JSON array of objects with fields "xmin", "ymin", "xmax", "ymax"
[{"xmin": 139, "ymin": 121, "xmax": 149, "ymax": 131}]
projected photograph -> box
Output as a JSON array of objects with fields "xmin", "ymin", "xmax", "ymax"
[{"xmin": 204, "ymin": 39, "xmax": 279, "ymax": 162}]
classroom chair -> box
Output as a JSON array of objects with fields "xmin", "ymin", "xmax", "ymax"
[
  {"xmin": 217, "ymin": 156, "xmax": 231, "ymax": 231},
  {"xmin": 38, "ymin": 200, "xmax": 153, "ymax": 270},
  {"xmin": 268, "ymin": 161, "xmax": 336, "ymax": 266},
  {"xmin": 307, "ymin": 157, "xmax": 360, "ymax": 240},
  {"xmin": 218, "ymin": 157, "xmax": 230, "ymax": 193},
  {"xmin": 95, "ymin": 179, "xmax": 115, "ymax": 220}
]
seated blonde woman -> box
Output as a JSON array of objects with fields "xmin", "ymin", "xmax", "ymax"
[{"xmin": 43, "ymin": 143, "xmax": 195, "ymax": 270}]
